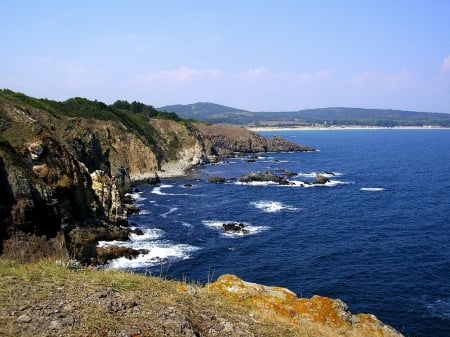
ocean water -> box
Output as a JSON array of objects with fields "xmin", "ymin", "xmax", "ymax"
[{"xmin": 99, "ymin": 129, "xmax": 450, "ymax": 337}]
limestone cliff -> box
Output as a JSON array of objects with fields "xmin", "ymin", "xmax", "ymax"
[{"xmin": 0, "ymin": 90, "xmax": 312, "ymax": 263}]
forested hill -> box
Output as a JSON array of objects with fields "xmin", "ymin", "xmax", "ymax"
[{"xmin": 159, "ymin": 103, "xmax": 450, "ymax": 127}]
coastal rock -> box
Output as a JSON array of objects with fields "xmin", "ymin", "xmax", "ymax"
[
  {"xmin": 222, "ymin": 222, "xmax": 250, "ymax": 234},
  {"xmin": 195, "ymin": 123, "xmax": 314, "ymax": 158},
  {"xmin": 207, "ymin": 175, "xmax": 226, "ymax": 183},
  {"xmin": 96, "ymin": 245, "xmax": 147, "ymax": 264},
  {"xmin": 0, "ymin": 90, "xmax": 314, "ymax": 264},
  {"xmin": 314, "ymin": 174, "xmax": 331, "ymax": 184},
  {"xmin": 240, "ymin": 170, "xmax": 289, "ymax": 185},
  {"xmin": 209, "ymin": 274, "xmax": 404, "ymax": 337}
]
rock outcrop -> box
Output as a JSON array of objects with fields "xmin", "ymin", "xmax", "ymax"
[
  {"xmin": 0, "ymin": 90, "xmax": 313, "ymax": 263},
  {"xmin": 195, "ymin": 123, "xmax": 314, "ymax": 159},
  {"xmin": 209, "ymin": 274, "xmax": 403, "ymax": 337},
  {"xmin": 240, "ymin": 170, "xmax": 290, "ymax": 185}
]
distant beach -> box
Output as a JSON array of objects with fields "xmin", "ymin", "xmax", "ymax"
[{"xmin": 247, "ymin": 125, "xmax": 448, "ymax": 132}]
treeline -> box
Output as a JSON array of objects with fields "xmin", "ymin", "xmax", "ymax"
[{"xmin": 0, "ymin": 89, "xmax": 182, "ymax": 122}]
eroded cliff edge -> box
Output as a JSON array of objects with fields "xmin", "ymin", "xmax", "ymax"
[{"xmin": 0, "ymin": 90, "xmax": 313, "ymax": 263}]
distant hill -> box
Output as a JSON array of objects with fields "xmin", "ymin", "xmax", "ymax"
[{"xmin": 158, "ymin": 103, "xmax": 450, "ymax": 127}]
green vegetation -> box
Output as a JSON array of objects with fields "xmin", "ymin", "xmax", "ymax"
[{"xmin": 160, "ymin": 102, "xmax": 450, "ymax": 127}]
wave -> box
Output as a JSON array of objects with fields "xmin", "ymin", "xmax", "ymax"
[
  {"xmin": 98, "ymin": 226, "xmax": 200, "ymax": 270},
  {"xmin": 161, "ymin": 207, "xmax": 178, "ymax": 218},
  {"xmin": 360, "ymin": 187, "xmax": 385, "ymax": 191},
  {"xmin": 235, "ymin": 181, "xmax": 281, "ymax": 187},
  {"xmin": 105, "ymin": 243, "xmax": 201, "ymax": 270},
  {"xmin": 202, "ymin": 220, "xmax": 270, "ymax": 237},
  {"xmin": 236, "ymin": 179, "xmax": 352, "ymax": 188},
  {"xmin": 297, "ymin": 171, "xmax": 343, "ymax": 178},
  {"xmin": 151, "ymin": 184, "xmax": 190, "ymax": 196},
  {"xmin": 98, "ymin": 228, "xmax": 164, "ymax": 249},
  {"xmin": 251, "ymin": 200, "xmax": 299, "ymax": 213}
]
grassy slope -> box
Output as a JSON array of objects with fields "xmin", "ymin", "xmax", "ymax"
[{"xmin": 0, "ymin": 260, "xmax": 365, "ymax": 337}]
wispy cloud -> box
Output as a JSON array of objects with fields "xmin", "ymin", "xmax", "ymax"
[
  {"xmin": 442, "ymin": 55, "xmax": 450, "ymax": 71},
  {"xmin": 240, "ymin": 67, "xmax": 269, "ymax": 79},
  {"xmin": 135, "ymin": 66, "xmax": 223, "ymax": 84},
  {"xmin": 64, "ymin": 64, "xmax": 105, "ymax": 88},
  {"xmin": 350, "ymin": 69, "xmax": 416, "ymax": 89}
]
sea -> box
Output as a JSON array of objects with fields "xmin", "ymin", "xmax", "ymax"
[{"xmin": 99, "ymin": 129, "xmax": 450, "ymax": 337}]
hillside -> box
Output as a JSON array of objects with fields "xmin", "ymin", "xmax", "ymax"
[
  {"xmin": 0, "ymin": 89, "xmax": 312, "ymax": 264},
  {"xmin": 159, "ymin": 103, "xmax": 450, "ymax": 127}
]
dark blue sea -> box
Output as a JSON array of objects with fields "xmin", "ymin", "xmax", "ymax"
[{"xmin": 99, "ymin": 129, "xmax": 450, "ymax": 337}]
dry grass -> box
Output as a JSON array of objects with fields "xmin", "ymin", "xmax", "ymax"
[{"xmin": 0, "ymin": 260, "xmax": 389, "ymax": 337}]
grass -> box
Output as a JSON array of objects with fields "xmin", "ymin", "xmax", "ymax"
[{"xmin": 0, "ymin": 259, "xmax": 368, "ymax": 337}]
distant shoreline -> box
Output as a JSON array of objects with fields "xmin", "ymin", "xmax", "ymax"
[{"xmin": 247, "ymin": 125, "xmax": 449, "ymax": 132}]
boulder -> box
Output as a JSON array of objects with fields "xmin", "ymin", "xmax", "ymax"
[
  {"xmin": 96, "ymin": 245, "xmax": 148, "ymax": 265},
  {"xmin": 208, "ymin": 175, "xmax": 226, "ymax": 183},
  {"xmin": 314, "ymin": 174, "xmax": 330, "ymax": 184},
  {"xmin": 240, "ymin": 170, "xmax": 289, "ymax": 185},
  {"xmin": 222, "ymin": 223, "xmax": 250, "ymax": 234}
]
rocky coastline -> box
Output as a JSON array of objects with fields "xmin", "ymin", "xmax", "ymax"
[
  {"xmin": 0, "ymin": 91, "xmax": 404, "ymax": 336},
  {"xmin": 0, "ymin": 90, "xmax": 313, "ymax": 264}
]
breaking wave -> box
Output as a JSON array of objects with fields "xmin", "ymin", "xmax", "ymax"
[
  {"xmin": 251, "ymin": 200, "xmax": 299, "ymax": 213},
  {"xmin": 202, "ymin": 220, "xmax": 270, "ymax": 237}
]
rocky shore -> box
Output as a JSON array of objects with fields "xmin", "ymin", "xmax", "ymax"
[
  {"xmin": 0, "ymin": 91, "xmax": 405, "ymax": 337},
  {"xmin": 0, "ymin": 90, "xmax": 313, "ymax": 264}
]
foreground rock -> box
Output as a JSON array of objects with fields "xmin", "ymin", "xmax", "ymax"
[{"xmin": 209, "ymin": 274, "xmax": 404, "ymax": 337}]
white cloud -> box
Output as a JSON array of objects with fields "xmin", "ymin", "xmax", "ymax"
[
  {"xmin": 135, "ymin": 66, "xmax": 223, "ymax": 84},
  {"xmin": 350, "ymin": 69, "xmax": 416, "ymax": 89},
  {"xmin": 442, "ymin": 55, "xmax": 450, "ymax": 71},
  {"xmin": 241, "ymin": 67, "xmax": 269, "ymax": 79},
  {"xmin": 64, "ymin": 64, "xmax": 105, "ymax": 88}
]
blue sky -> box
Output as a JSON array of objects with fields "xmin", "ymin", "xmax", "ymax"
[{"xmin": 1, "ymin": 1, "xmax": 449, "ymax": 112}]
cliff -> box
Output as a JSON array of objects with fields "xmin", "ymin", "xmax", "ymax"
[{"xmin": 0, "ymin": 90, "xmax": 312, "ymax": 263}]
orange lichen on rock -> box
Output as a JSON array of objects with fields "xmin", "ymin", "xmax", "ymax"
[{"xmin": 208, "ymin": 274, "xmax": 403, "ymax": 337}]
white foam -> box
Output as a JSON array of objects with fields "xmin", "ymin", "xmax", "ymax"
[
  {"xmin": 251, "ymin": 200, "xmax": 299, "ymax": 213},
  {"xmin": 161, "ymin": 207, "xmax": 178, "ymax": 218},
  {"xmin": 151, "ymin": 184, "xmax": 195, "ymax": 196},
  {"xmin": 125, "ymin": 191, "xmax": 147, "ymax": 203},
  {"xmin": 360, "ymin": 187, "xmax": 385, "ymax": 191},
  {"xmin": 235, "ymin": 181, "xmax": 280, "ymax": 186},
  {"xmin": 106, "ymin": 243, "xmax": 201, "ymax": 269},
  {"xmin": 202, "ymin": 220, "xmax": 270, "ymax": 237},
  {"xmin": 317, "ymin": 179, "xmax": 352, "ymax": 187},
  {"xmin": 297, "ymin": 171, "xmax": 343, "ymax": 178},
  {"xmin": 180, "ymin": 222, "xmax": 193, "ymax": 228},
  {"xmin": 130, "ymin": 228, "xmax": 164, "ymax": 241}
]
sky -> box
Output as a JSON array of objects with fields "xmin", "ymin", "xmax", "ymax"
[{"xmin": 1, "ymin": 1, "xmax": 450, "ymax": 113}]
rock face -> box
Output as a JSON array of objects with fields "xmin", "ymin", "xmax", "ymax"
[
  {"xmin": 195, "ymin": 123, "xmax": 314, "ymax": 159},
  {"xmin": 209, "ymin": 274, "xmax": 404, "ymax": 337},
  {"xmin": 0, "ymin": 90, "xmax": 314, "ymax": 263}
]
